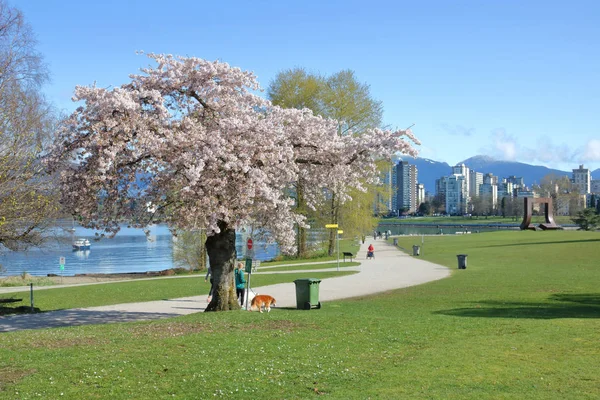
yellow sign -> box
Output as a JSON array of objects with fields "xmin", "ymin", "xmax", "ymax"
[
  {"xmin": 325, "ymin": 224, "xmax": 338, "ymax": 228},
  {"xmin": 337, "ymin": 230, "xmax": 343, "ymax": 234}
]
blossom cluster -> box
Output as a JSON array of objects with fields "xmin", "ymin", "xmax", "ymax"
[{"xmin": 49, "ymin": 53, "xmax": 419, "ymax": 253}]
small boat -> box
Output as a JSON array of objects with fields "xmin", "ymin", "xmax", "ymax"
[{"xmin": 73, "ymin": 238, "xmax": 91, "ymax": 251}]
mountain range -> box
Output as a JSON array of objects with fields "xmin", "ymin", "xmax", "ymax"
[{"xmin": 396, "ymin": 155, "xmax": 600, "ymax": 194}]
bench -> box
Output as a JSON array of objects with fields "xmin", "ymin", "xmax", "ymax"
[{"xmin": 342, "ymin": 252, "xmax": 354, "ymax": 262}]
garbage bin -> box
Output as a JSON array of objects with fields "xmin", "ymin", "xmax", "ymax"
[
  {"xmin": 457, "ymin": 254, "xmax": 468, "ymax": 269},
  {"xmin": 412, "ymin": 245, "xmax": 420, "ymax": 256},
  {"xmin": 293, "ymin": 278, "xmax": 322, "ymax": 310},
  {"xmin": 393, "ymin": 238, "xmax": 398, "ymax": 246}
]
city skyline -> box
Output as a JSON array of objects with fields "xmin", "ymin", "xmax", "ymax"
[{"xmin": 19, "ymin": 0, "xmax": 600, "ymax": 171}]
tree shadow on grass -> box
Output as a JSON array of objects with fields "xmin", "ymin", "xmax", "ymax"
[{"xmin": 434, "ymin": 294, "xmax": 600, "ymax": 319}]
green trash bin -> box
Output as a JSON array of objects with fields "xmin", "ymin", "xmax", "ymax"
[{"xmin": 293, "ymin": 278, "xmax": 322, "ymax": 310}]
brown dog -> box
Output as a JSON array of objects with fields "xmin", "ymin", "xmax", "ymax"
[{"xmin": 250, "ymin": 294, "xmax": 276, "ymax": 313}]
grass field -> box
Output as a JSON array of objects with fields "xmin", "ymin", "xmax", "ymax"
[
  {"xmin": 1, "ymin": 230, "xmax": 599, "ymax": 399},
  {"xmin": 259, "ymin": 261, "xmax": 360, "ymax": 272},
  {"xmin": 0, "ymin": 270, "xmax": 357, "ymax": 313}
]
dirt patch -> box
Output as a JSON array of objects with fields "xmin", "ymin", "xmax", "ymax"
[
  {"xmin": 125, "ymin": 322, "xmax": 211, "ymax": 338},
  {"xmin": 25, "ymin": 336, "xmax": 112, "ymax": 350},
  {"xmin": 0, "ymin": 367, "xmax": 36, "ymax": 390}
]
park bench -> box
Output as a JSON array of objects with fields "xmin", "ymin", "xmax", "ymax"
[{"xmin": 342, "ymin": 252, "xmax": 354, "ymax": 262}]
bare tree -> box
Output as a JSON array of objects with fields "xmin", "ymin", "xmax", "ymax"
[
  {"xmin": 172, "ymin": 230, "xmax": 207, "ymax": 272},
  {"xmin": 0, "ymin": 1, "xmax": 60, "ymax": 250}
]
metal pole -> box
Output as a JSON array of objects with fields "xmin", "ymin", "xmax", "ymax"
[
  {"xmin": 30, "ymin": 283, "xmax": 34, "ymax": 312},
  {"xmin": 336, "ymin": 232, "xmax": 340, "ymax": 272},
  {"xmin": 245, "ymin": 273, "xmax": 251, "ymax": 311}
]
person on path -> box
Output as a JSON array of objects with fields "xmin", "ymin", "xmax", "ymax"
[
  {"xmin": 367, "ymin": 243, "xmax": 375, "ymax": 259},
  {"xmin": 205, "ymin": 266, "xmax": 214, "ymax": 302},
  {"xmin": 235, "ymin": 262, "xmax": 246, "ymax": 307}
]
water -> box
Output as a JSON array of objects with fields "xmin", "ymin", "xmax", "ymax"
[
  {"xmin": 377, "ymin": 222, "xmax": 520, "ymax": 236},
  {"xmin": 0, "ymin": 225, "xmax": 280, "ymax": 277}
]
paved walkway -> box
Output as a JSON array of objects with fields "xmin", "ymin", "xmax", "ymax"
[{"xmin": 0, "ymin": 238, "xmax": 450, "ymax": 332}]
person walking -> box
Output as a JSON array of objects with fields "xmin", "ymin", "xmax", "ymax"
[
  {"xmin": 367, "ymin": 243, "xmax": 375, "ymax": 259},
  {"xmin": 235, "ymin": 262, "xmax": 246, "ymax": 307}
]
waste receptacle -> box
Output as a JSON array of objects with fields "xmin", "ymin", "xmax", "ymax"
[
  {"xmin": 293, "ymin": 278, "xmax": 322, "ymax": 310},
  {"xmin": 457, "ymin": 254, "xmax": 468, "ymax": 269},
  {"xmin": 412, "ymin": 245, "xmax": 420, "ymax": 256},
  {"xmin": 393, "ymin": 238, "xmax": 398, "ymax": 246}
]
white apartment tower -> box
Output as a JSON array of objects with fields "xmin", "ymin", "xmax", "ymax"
[
  {"xmin": 469, "ymin": 170, "xmax": 483, "ymax": 198},
  {"xmin": 446, "ymin": 174, "xmax": 469, "ymax": 215},
  {"xmin": 396, "ymin": 161, "xmax": 418, "ymax": 213},
  {"xmin": 479, "ymin": 173, "xmax": 498, "ymax": 209},
  {"xmin": 416, "ymin": 183, "xmax": 425, "ymax": 208},
  {"xmin": 572, "ymin": 164, "xmax": 591, "ymax": 194}
]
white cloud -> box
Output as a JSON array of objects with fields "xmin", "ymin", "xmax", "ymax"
[
  {"xmin": 489, "ymin": 128, "xmax": 517, "ymax": 160},
  {"xmin": 582, "ymin": 139, "xmax": 600, "ymax": 161},
  {"xmin": 480, "ymin": 128, "xmax": 584, "ymax": 167}
]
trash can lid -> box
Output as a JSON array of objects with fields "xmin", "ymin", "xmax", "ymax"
[
  {"xmin": 294, "ymin": 278, "xmax": 322, "ymax": 284},
  {"xmin": 457, "ymin": 254, "xmax": 468, "ymax": 257}
]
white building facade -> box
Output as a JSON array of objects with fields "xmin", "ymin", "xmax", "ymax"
[{"xmin": 572, "ymin": 165, "xmax": 591, "ymax": 194}]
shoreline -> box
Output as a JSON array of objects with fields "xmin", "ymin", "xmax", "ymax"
[{"xmin": 1, "ymin": 268, "xmax": 200, "ymax": 286}]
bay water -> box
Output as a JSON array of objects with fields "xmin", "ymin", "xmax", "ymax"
[{"xmin": 0, "ymin": 225, "xmax": 280, "ymax": 277}]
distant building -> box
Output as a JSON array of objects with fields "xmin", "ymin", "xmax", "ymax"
[
  {"xmin": 446, "ymin": 174, "xmax": 468, "ymax": 215},
  {"xmin": 376, "ymin": 164, "xmax": 397, "ymax": 215},
  {"xmin": 572, "ymin": 164, "xmax": 591, "ymax": 194},
  {"xmin": 483, "ymin": 173, "xmax": 498, "ymax": 186},
  {"xmin": 498, "ymin": 180, "xmax": 514, "ymax": 198},
  {"xmin": 591, "ymin": 179, "xmax": 600, "ymax": 194},
  {"xmin": 469, "ymin": 170, "xmax": 483, "ymax": 198},
  {"xmin": 396, "ymin": 161, "xmax": 418, "ymax": 213},
  {"xmin": 416, "ymin": 183, "xmax": 425, "ymax": 209},
  {"xmin": 505, "ymin": 175, "xmax": 525, "ymax": 189},
  {"xmin": 452, "ymin": 163, "xmax": 470, "ymax": 192},
  {"xmin": 479, "ymin": 173, "xmax": 498, "ymax": 210},
  {"xmin": 435, "ymin": 176, "xmax": 448, "ymax": 203}
]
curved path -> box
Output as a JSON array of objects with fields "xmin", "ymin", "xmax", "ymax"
[{"xmin": 0, "ymin": 238, "xmax": 449, "ymax": 332}]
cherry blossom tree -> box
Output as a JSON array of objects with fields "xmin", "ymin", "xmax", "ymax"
[{"xmin": 49, "ymin": 53, "xmax": 419, "ymax": 311}]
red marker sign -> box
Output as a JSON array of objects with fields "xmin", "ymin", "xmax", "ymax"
[{"xmin": 247, "ymin": 238, "xmax": 253, "ymax": 250}]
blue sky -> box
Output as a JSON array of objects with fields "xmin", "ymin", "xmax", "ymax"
[{"xmin": 18, "ymin": 0, "xmax": 600, "ymax": 172}]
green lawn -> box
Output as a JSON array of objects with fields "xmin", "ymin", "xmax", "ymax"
[
  {"xmin": 1, "ymin": 230, "xmax": 599, "ymax": 399},
  {"xmin": 259, "ymin": 261, "xmax": 360, "ymax": 272},
  {"xmin": 0, "ymin": 271, "xmax": 356, "ymax": 313}
]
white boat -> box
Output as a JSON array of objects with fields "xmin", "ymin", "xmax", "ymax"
[{"xmin": 73, "ymin": 238, "xmax": 91, "ymax": 251}]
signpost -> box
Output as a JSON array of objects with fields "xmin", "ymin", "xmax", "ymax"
[{"xmin": 325, "ymin": 224, "xmax": 341, "ymax": 271}]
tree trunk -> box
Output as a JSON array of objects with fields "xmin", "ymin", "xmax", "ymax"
[
  {"xmin": 296, "ymin": 181, "xmax": 308, "ymax": 258},
  {"xmin": 204, "ymin": 220, "xmax": 240, "ymax": 312}
]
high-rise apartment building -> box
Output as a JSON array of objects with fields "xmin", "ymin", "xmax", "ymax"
[
  {"xmin": 446, "ymin": 174, "xmax": 468, "ymax": 215},
  {"xmin": 416, "ymin": 183, "xmax": 425, "ymax": 208},
  {"xmin": 469, "ymin": 170, "xmax": 483, "ymax": 198},
  {"xmin": 572, "ymin": 165, "xmax": 591, "ymax": 194},
  {"xmin": 505, "ymin": 176, "xmax": 525, "ymax": 189},
  {"xmin": 396, "ymin": 161, "xmax": 418, "ymax": 213},
  {"xmin": 435, "ymin": 176, "xmax": 448, "ymax": 201},
  {"xmin": 375, "ymin": 164, "xmax": 397, "ymax": 215}
]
